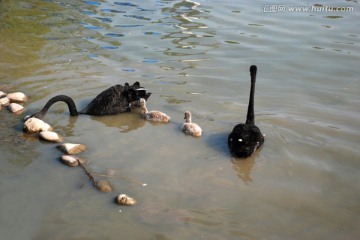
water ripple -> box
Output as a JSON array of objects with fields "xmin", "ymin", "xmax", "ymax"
[
  {"xmin": 85, "ymin": 1, "xmax": 101, "ymax": 6},
  {"xmin": 114, "ymin": 2, "xmax": 137, "ymax": 7},
  {"xmin": 101, "ymin": 9, "xmax": 125, "ymax": 13},
  {"xmin": 124, "ymin": 14, "xmax": 151, "ymax": 21},
  {"xmin": 115, "ymin": 24, "xmax": 143, "ymax": 28},
  {"xmin": 104, "ymin": 33, "xmax": 125, "ymax": 38}
]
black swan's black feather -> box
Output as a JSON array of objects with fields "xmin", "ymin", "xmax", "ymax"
[
  {"xmin": 28, "ymin": 81, "xmax": 151, "ymax": 119},
  {"xmin": 228, "ymin": 65, "xmax": 264, "ymax": 158}
]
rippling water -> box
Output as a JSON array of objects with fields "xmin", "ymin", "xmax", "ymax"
[{"xmin": 1, "ymin": 0, "xmax": 359, "ymax": 239}]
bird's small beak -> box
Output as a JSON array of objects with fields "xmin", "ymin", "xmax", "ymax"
[{"xmin": 135, "ymin": 100, "xmax": 140, "ymax": 107}]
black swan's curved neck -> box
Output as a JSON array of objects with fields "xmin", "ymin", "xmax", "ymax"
[
  {"xmin": 246, "ymin": 65, "xmax": 257, "ymax": 125},
  {"xmin": 31, "ymin": 95, "xmax": 78, "ymax": 119}
]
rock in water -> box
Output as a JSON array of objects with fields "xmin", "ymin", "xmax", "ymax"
[
  {"xmin": 0, "ymin": 97, "xmax": 10, "ymax": 107},
  {"xmin": 7, "ymin": 92, "xmax": 28, "ymax": 103},
  {"xmin": 115, "ymin": 194, "xmax": 136, "ymax": 206},
  {"xmin": 60, "ymin": 155, "xmax": 81, "ymax": 167},
  {"xmin": 39, "ymin": 131, "xmax": 63, "ymax": 142},
  {"xmin": 0, "ymin": 91, "xmax": 6, "ymax": 98},
  {"xmin": 23, "ymin": 118, "xmax": 52, "ymax": 133},
  {"xmin": 8, "ymin": 103, "xmax": 24, "ymax": 114},
  {"xmin": 56, "ymin": 143, "xmax": 87, "ymax": 154},
  {"xmin": 96, "ymin": 180, "xmax": 112, "ymax": 192}
]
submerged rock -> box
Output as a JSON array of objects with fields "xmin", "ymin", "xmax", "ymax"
[
  {"xmin": 115, "ymin": 194, "xmax": 136, "ymax": 206},
  {"xmin": 39, "ymin": 131, "xmax": 63, "ymax": 143},
  {"xmin": 96, "ymin": 180, "xmax": 112, "ymax": 192},
  {"xmin": 0, "ymin": 97, "xmax": 10, "ymax": 107},
  {"xmin": 8, "ymin": 103, "xmax": 24, "ymax": 114},
  {"xmin": 7, "ymin": 92, "xmax": 28, "ymax": 103},
  {"xmin": 56, "ymin": 143, "xmax": 87, "ymax": 154},
  {"xmin": 23, "ymin": 117, "xmax": 52, "ymax": 133}
]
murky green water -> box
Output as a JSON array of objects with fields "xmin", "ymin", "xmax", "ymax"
[{"xmin": 1, "ymin": 0, "xmax": 359, "ymax": 239}]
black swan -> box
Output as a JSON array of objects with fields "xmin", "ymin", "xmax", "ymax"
[
  {"xmin": 25, "ymin": 82, "xmax": 151, "ymax": 120},
  {"xmin": 228, "ymin": 65, "xmax": 264, "ymax": 158}
]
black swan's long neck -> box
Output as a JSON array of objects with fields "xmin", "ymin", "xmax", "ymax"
[
  {"xmin": 246, "ymin": 65, "xmax": 257, "ymax": 125},
  {"xmin": 31, "ymin": 95, "xmax": 78, "ymax": 119}
]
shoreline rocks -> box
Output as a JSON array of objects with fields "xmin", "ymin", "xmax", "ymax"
[
  {"xmin": 56, "ymin": 143, "xmax": 87, "ymax": 154},
  {"xmin": 8, "ymin": 103, "xmax": 24, "ymax": 114},
  {"xmin": 1, "ymin": 91, "xmax": 27, "ymax": 114},
  {"xmin": 23, "ymin": 117, "xmax": 53, "ymax": 133},
  {"xmin": 39, "ymin": 131, "xmax": 63, "ymax": 143},
  {"xmin": 0, "ymin": 91, "xmax": 6, "ymax": 98},
  {"xmin": 7, "ymin": 90, "xmax": 139, "ymax": 207},
  {"xmin": 0, "ymin": 97, "xmax": 10, "ymax": 107},
  {"xmin": 6, "ymin": 92, "xmax": 28, "ymax": 103},
  {"xmin": 60, "ymin": 155, "xmax": 84, "ymax": 167}
]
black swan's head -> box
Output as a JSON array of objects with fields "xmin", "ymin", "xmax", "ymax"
[
  {"xmin": 250, "ymin": 65, "xmax": 257, "ymax": 76},
  {"xmin": 125, "ymin": 82, "xmax": 152, "ymax": 108},
  {"xmin": 228, "ymin": 124, "xmax": 264, "ymax": 158}
]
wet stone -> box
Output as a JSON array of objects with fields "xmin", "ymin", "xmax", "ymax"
[
  {"xmin": 39, "ymin": 131, "xmax": 63, "ymax": 143},
  {"xmin": 7, "ymin": 92, "xmax": 28, "ymax": 103},
  {"xmin": 23, "ymin": 118, "xmax": 52, "ymax": 133},
  {"xmin": 96, "ymin": 180, "xmax": 112, "ymax": 193},
  {"xmin": 115, "ymin": 194, "xmax": 136, "ymax": 206},
  {"xmin": 0, "ymin": 97, "xmax": 10, "ymax": 107},
  {"xmin": 8, "ymin": 103, "xmax": 24, "ymax": 114},
  {"xmin": 56, "ymin": 143, "xmax": 87, "ymax": 155},
  {"xmin": 60, "ymin": 155, "xmax": 81, "ymax": 167}
]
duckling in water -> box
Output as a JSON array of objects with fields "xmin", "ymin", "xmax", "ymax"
[
  {"xmin": 181, "ymin": 111, "xmax": 202, "ymax": 137},
  {"xmin": 228, "ymin": 65, "xmax": 265, "ymax": 158},
  {"xmin": 139, "ymin": 98, "xmax": 171, "ymax": 123}
]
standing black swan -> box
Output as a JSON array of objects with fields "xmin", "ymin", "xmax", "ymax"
[
  {"xmin": 25, "ymin": 82, "xmax": 151, "ymax": 120},
  {"xmin": 228, "ymin": 65, "xmax": 264, "ymax": 158}
]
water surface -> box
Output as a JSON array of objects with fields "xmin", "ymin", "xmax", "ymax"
[{"xmin": 1, "ymin": 0, "xmax": 359, "ymax": 239}]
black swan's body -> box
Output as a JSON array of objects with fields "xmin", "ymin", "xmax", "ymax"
[
  {"xmin": 27, "ymin": 82, "xmax": 151, "ymax": 119},
  {"xmin": 228, "ymin": 65, "xmax": 264, "ymax": 158}
]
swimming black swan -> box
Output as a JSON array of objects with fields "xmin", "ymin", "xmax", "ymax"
[
  {"xmin": 25, "ymin": 82, "xmax": 151, "ymax": 120},
  {"xmin": 228, "ymin": 65, "xmax": 264, "ymax": 158}
]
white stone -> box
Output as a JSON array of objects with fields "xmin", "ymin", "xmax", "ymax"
[
  {"xmin": 0, "ymin": 91, "xmax": 6, "ymax": 98},
  {"xmin": 60, "ymin": 155, "xmax": 79, "ymax": 167},
  {"xmin": 8, "ymin": 103, "xmax": 24, "ymax": 114},
  {"xmin": 7, "ymin": 92, "xmax": 28, "ymax": 103},
  {"xmin": 39, "ymin": 131, "xmax": 63, "ymax": 142},
  {"xmin": 56, "ymin": 143, "xmax": 87, "ymax": 154},
  {"xmin": 115, "ymin": 194, "xmax": 136, "ymax": 206},
  {"xmin": 23, "ymin": 118, "xmax": 52, "ymax": 133},
  {"xmin": 0, "ymin": 97, "xmax": 10, "ymax": 107}
]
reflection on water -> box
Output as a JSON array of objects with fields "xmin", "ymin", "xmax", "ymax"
[
  {"xmin": 232, "ymin": 155, "xmax": 256, "ymax": 184},
  {"xmin": 91, "ymin": 112, "xmax": 146, "ymax": 132},
  {"xmin": 1, "ymin": 0, "xmax": 360, "ymax": 239}
]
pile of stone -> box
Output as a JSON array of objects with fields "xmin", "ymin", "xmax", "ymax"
[
  {"xmin": 0, "ymin": 91, "xmax": 27, "ymax": 114},
  {"xmin": 2, "ymin": 89, "xmax": 136, "ymax": 207}
]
